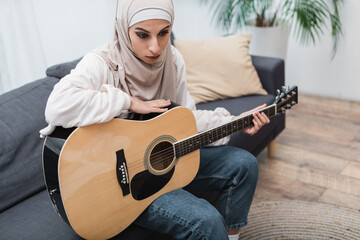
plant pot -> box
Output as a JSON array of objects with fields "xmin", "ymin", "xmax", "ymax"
[{"xmin": 246, "ymin": 24, "xmax": 290, "ymax": 60}]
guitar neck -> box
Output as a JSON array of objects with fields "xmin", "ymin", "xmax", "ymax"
[{"xmin": 175, "ymin": 104, "xmax": 277, "ymax": 158}]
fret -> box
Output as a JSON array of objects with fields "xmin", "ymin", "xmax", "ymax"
[
  {"xmin": 233, "ymin": 120, "xmax": 237, "ymax": 133},
  {"xmin": 222, "ymin": 125, "xmax": 226, "ymax": 138},
  {"xmin": 208, "ymin": 131, "xmax": 213, "ymax": 144},
  {"xmin": 238, "ymin": 118, "xmax": 243, "ymax": 131},
  {"xmin": 196, "ymin": 137, "xmax": 201, "ymax": 149},
  {"xmin": 232, "ymin": 121, "xmax": 237, "ymax": 134},
  {"xmin": 193, "ymin": 137, "xmax": 198, "ymax": 152},
  {"xmin": 186, "ymin": 139, "xmax": 191, "ymax": 154},
  {"xmin": 199, "ymin": 135, "xmax": 204, "ymax": 148},
  {"xmin": 204, "ymin": 132, "xmax": 209, "ymax": 146},
  {"xmin": 184, "ymin": 138, "xmax": 190, "ymax": 153},
  {"xmin": 194, "ymin": 137, "xmax": 198, "ymax": 150}
]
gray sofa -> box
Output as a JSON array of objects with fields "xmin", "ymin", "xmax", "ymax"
[{"xmin": 0, "ymin": 54, "xmax": 285, "ymax": 240}]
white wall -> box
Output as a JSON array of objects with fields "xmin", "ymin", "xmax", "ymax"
[
  {"xmin": 173, "ymin": 0, "xmax": 360, "ymax": 102},
  {"xmin": 32, "ymin": 0, "xmax": 116, "ymax": 66},
  {"xmin": 1, "ymin": 0, "xmax": 359, "ymax": 102},
  {"xmin": 0, "ymin": 0, "xmax": 116, "ymax": 93},
  {"xmin": 285, "ymin": 1, "xmax": 360, "ymax": 102}
]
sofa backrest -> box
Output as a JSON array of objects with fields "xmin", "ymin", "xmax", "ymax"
[
  {"xmin": 0, "ymin": 77, "xmax": 58, "ymax": 212},
  {"xmin": 46, "ymin": 57, "xmax": 81, "ymax": 79}
]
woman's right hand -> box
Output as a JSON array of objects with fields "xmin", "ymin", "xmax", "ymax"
[{"xmin": 129, "ymin": 96, "xmax": 171, "ymax": 114}]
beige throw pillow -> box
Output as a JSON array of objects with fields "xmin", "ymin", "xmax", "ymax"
[{"xmin": 174, "ymin": 34, "xmax": 267, "ymax": 104}]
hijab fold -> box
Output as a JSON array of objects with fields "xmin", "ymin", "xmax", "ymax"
[{"xmin": 94, "ymin": 0, "xmax": 177, "ymax": 102}]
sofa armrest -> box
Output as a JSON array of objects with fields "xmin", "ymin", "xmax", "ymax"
[{"xmin": 251, "ymin": 55, "xmax": 285, "ymax": 96}]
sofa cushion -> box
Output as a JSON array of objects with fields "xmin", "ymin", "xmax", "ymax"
[
  {"xmin": 0, "ymin": 190, "xmax": 81, "ymax": 240},
  {"xmin": 0, "ymin": 190, "xmax": 171, "ymax": 240},
  {"xmin": 0, "ymin": 77, "xmax": 59, "ymax": 212},
  {"xmin": 175, "ymin": 34, "xmax": 267, "ymax": 104}
]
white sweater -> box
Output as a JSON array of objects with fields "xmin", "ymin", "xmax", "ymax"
[{"xmin": 40, "ymin": 47, "xmax": 232, "ymax": 146}]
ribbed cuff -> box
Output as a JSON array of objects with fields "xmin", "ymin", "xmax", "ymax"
[{"xmin": 123, "ymin": 93, "xmax": 131, "ymax": 110}]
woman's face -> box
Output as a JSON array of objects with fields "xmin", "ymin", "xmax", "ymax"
[{"xmin": 129, "ymin": 19, "xmax": 172, "ymax": 64}]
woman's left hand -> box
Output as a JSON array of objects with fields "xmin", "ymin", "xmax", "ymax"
[{"xmin": 232, "ymin": 104, "xmax": 270, "ymax": 136}]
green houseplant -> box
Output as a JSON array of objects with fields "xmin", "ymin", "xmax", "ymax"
[{"xmin": 200, "ymin": 0, "xmax": 344, "ymax": 58}]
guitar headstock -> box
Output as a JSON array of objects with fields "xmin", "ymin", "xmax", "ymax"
[{"xmin": 274, "ymin": 86, "xmax": 298, "ymax": 114}]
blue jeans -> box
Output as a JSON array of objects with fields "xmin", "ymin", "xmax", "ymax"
[{"xmin": 134, "ymin": 146, "xmax": 259, "ymax": 240}]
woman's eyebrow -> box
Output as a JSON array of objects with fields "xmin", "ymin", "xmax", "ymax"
[
  {"xmin": 161, "ymin": 25, "xmax": 171, "ymax": 31},
  {"xmin": 134, "ymin": 27, "xmax": 150, "ymax": 33},
  {"xmin": 134, "ymin": 25, "xmax": 171, "ymax": 33}
]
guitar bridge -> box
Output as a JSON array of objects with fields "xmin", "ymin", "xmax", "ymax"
[{"xmin": 116, "ymin": 150, "xmax": 130, "ymax": 196}]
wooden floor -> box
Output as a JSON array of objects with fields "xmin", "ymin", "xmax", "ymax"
[{"xmin": 253, "ymin": 93, "xmax": 360, "ymax": 210}]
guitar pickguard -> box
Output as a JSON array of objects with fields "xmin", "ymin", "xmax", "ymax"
[{"xmin": 131, "ymin": 167, "xmax": 174, "ymax": 200}]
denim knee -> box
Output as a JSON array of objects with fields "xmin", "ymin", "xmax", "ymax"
[
  {"xmin": 237, "ymin": 150, "xmax": 258, "ymax": 186},
  {"xmin": 191, "ymin": 202, "xmax": 228, "ymax": 240},
  {"xmin": 226, "ymin": 148, "xmax": 259, "ymax": 187}
]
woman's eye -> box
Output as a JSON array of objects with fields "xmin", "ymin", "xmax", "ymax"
[
  {"xmin": 136, "ymin": 32, "xmax": 149, "ymax": 39},
  {"xmin": 158, "ymin": 30, "xmax": 169, "ymax": 37}
]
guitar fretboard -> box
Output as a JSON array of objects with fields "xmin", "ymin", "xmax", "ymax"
[{"xmin": 175, "ymin": 104, "xmax": 277, "ymax": 158}]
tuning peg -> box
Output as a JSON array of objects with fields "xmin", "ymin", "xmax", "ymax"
[
  {"xmin": 281, "ymin": 86, "xmax": 287, "ymax": 93},
  {"xmin": 276, "ymin": 89, "xmax": 281, "ymax": 96},
  {"xmin": 292, "ymin": 101, "xmax": 296, "ymax": 105},
  {"xmin": 286, "ymin": 104, "xmax": 292, "ymax": 109}
]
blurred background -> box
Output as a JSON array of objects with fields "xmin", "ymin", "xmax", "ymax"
[{"xmin": 0, "ymin": 0, "xmax": 359, "ymax": 101}]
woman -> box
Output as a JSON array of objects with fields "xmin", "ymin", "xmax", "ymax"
[{"xmin": 40, "ymin": 0, "xmax": 269, "ymax": 239}]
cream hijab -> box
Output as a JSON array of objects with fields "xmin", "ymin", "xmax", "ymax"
[{"xmin": 95, "ymin": 0, "xmax": 177, "ymax": 102}]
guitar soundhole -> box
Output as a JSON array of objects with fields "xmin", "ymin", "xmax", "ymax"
[{"xmin": 149, "ymin": 141, "xmax": 174, "ymax": 172}]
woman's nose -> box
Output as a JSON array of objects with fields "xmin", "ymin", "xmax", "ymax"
[{"xmin": 149, "ymin": 38, "xmax": 160, "ymax": 55}]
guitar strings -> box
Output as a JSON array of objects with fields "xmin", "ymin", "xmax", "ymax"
[
  {"xmin": 147, "ymin": 108, "xmax": 279, "ymax": 168},
  {"xmin": 149, "ymin": 123, "xmax": 252, "ymax": 165},
  {"xmin": 132, "ymin": 106, "xmax": 285, "ymax": 169},
  {"xmin": 148, "ymin": 107, "xmax": 276, "ymax": 164},
  {"xmin": 148, "ymin": 127, "xmax": 237, "ymax": 169},
  {"xmin": 150, "ymin": 120, "xmax": 250, "ymax": 161}
]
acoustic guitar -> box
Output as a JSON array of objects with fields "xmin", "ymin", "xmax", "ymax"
[{"xmin": 42, "ymin": 86, "xmax": 298, "ymax": 239}]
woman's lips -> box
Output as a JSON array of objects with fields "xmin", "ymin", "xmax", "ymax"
[{"xmin": 146, "ymin": 55, "xmax": 160, "ymax": 60}]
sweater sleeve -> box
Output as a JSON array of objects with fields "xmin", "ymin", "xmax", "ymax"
[
  {"xmin": 40, "ymin": 53, "xmax": 130, "ymax": 137},
  {"xmin": 173, "ymin": 47, "xmax": 233, "ymax": 146}
]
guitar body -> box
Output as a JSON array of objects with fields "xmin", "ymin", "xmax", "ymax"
[{"xmin": 42, "ymin": 107, "xmax": 199, "ymax": 240}]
